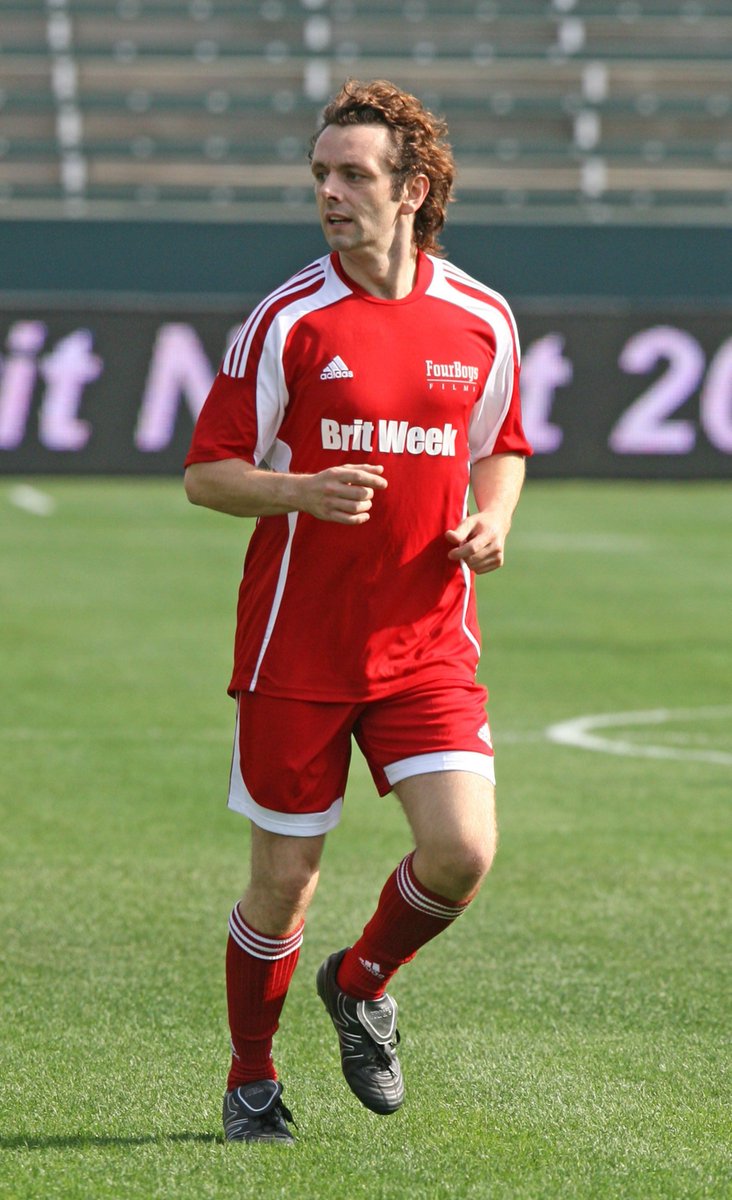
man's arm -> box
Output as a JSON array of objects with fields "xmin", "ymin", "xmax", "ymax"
[
  {"xmin": 184, "ymin": 457, "xmax": 387, "ymax": 525},
  {"xmin": 444, "ymin": 452, "xmax": 526, "ymax": 574}
]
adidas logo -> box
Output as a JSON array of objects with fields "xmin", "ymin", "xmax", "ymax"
[
  {"xmin": 320, "ymin": 355, "xmax": 354, "ymax": 380},
  {"xmin": 359, "ymin": 957, "xmax": 385, "ymax": 979},
  {"xmin": 477, "ymin": 722, "xmax": 493, "ymax": 748}
]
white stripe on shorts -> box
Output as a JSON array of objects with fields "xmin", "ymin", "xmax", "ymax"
[{"xmin": 383, "ymin": 750, "xmax": 495, "ymax": 789}]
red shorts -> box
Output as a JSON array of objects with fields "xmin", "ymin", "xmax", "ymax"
[{"xmin": 228, "ymin": 682, "xmax": 495, "ymax": 836}]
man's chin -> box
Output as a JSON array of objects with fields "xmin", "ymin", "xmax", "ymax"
[{"xmin": 322, "ymin": 223, "xmax": 358, "ymax": 250}]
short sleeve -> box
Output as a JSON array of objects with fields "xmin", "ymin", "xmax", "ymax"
[{"xmin": 185, "ymin": 322, "xmax": 287, "ymax": 468}]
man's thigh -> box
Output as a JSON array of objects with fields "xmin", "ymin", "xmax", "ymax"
[{"xmin": 394, "ymin": 769, "xmax": 497, "ymax": 856}]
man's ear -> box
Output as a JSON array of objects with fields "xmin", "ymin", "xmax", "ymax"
[{"xmin": 399, "ymin": 173, "xmax": 430, "ymax": 216}]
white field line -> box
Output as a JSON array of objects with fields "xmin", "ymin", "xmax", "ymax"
[
  {"xmin": 7, "ymin": 485, "xmax": 56, "ymax": 516},
  {"xmin": 546, "ymin": 706, "xmax": 732, "ymax": 767}
]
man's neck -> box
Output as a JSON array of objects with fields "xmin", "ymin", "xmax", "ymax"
[{"xmin": 336, "ymin": 246, "xmax": 420, "ymax": 300}]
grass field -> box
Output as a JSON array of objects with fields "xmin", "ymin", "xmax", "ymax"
[{"xmin": 1, "ymin": 477, "xmax": 730, "ymax": 1200}]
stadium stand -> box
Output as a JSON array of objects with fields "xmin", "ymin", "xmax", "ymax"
[{"xmin": 0, "ymin": 0, "xmax": 730, "ymax": 222}]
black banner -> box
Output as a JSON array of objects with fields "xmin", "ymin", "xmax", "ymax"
[{"xmin": 0, "ymin": 302, "xmax": 730, "ymax": 478}]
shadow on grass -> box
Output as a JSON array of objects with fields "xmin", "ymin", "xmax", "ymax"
[{"xmin": 1, "ymin": 1132, "xmax": 223, "ymax": 1150}]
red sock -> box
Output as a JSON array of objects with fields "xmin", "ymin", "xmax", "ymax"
[
  {"xmin": 225, "ymin": 904, "xmax": 303, "ymax": 1090},
  {"xmin": 336, "ymin": 852, "xmax": 470, "ymax": 1000}
]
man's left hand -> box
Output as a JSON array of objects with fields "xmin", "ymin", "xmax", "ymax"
[{"xmin": 445, "ymin": 515, "xmax": 507, "ymax": 575}]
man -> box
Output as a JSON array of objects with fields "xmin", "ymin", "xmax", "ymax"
[{"xmin": 184, "ymin": 78, "xmax": 532, "ymax": 1145}]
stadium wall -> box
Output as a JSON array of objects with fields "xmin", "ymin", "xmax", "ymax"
[{"xmin": 1, "ymin": 221, "xmax": 730, "ymax": 479}]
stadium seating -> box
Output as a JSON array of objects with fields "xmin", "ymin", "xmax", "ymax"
[{"xmin": 1, "ymin": 0, "xmax": 730, "ymax": 222}]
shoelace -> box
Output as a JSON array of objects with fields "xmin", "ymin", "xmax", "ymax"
[
  {"xmin": 258, "ymin": 1101, "xmax": 296, "ymax": 1134},
  {"xmin": 359, "ymin": 1029, "xmax": 401, "ymax": 1071}
]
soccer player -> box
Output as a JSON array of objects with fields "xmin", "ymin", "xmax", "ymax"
[{"xmin": 184, "ymin": 78, "xmax": 532, "ymax": 1144}]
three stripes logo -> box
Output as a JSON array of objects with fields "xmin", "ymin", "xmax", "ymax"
[{"xmin": 320, "ymin": 355, "xmax": 354, "ymax": 380}]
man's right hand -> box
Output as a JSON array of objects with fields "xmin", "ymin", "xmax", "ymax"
[
  {"xmin": 185, "ymin": 458, "xmax": 387, "ymax": 521},
  {"xmin": 298, "ymin": 464, "xmax": 388, "ymax": 524}
]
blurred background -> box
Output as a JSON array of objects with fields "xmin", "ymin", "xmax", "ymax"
[{"xmin": 0, "ymin": 0, "xmax": 731, "ymax": 479}]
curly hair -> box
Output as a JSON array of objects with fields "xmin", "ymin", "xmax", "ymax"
[{"xmin": 310, "ymin": 79, "xmax": 455, "ymax": 257}]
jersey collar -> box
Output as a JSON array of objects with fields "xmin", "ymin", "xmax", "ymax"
[{"xmin": 330, "ymin": 249, "xmax": 434, "ymax": 304}]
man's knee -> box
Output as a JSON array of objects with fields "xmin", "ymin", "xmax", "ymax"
[
  {"xmin": 244, "ymin": 826, "xmax": 324, "ymax": 933},
  {"xmin": 265, "ymin": 852, "xmax": 320, "ymax": 909},
  {"xmin": 398, "ymin": 770, "xmax": 498, "ymax": 901},
  {"xmin": 411, "ymin": 801, "xmax": 497, "ymax": 899},
  {"xmin": 417, "ymin": 830, "xmax": 496, "ymax": 900}
]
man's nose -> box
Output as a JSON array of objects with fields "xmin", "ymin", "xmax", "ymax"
[{"xmin": 320, "ymin": 173, "xmax": 340, "ymax": 199}]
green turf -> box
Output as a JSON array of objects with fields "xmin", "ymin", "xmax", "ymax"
[{"xmin": 1, "ymin": 478, "xmax": 730, "ymax": 1199}]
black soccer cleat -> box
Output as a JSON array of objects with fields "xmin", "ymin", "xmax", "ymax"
[
  {"xmin": 316, "ymin": 948, "xmax": 404, "ymax": 1115},
  {"xmin": 222, "ymin": 1079, "xmax": 296, "ymax": 1144}
]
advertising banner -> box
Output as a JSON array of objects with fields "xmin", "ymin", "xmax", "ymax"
[{"xmin": 1, "ymin": 301, "xmax": 730, "ymax": 478}]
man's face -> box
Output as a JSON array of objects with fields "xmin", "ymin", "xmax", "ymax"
[{"xmin": 310, "ymin": 123, "xmax": 407, "ymax": 257}]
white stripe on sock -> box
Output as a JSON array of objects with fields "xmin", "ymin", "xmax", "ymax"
[
  {"xmin": 228, "ymin": 906, "xmax": 304, "ymax": 960},
  {"xmin": 396, "ymin": 856, "xmax": 466, "ymax": 921}
]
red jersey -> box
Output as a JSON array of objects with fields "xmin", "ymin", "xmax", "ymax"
[{"xmin": 185, "ymin": 250, "xmax": 532, "ymax": 701}]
